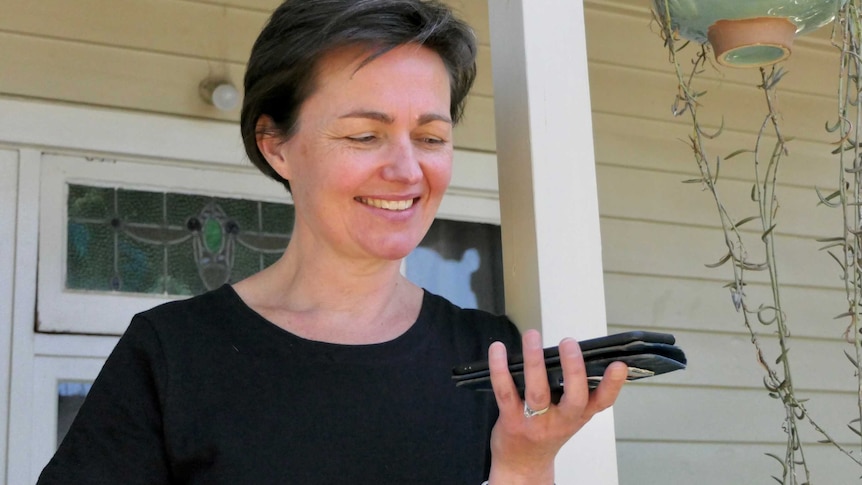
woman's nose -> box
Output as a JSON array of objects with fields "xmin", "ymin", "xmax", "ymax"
[{"xmin": 381, "ymin": 139, "xmax": 422, "ymax": 184}]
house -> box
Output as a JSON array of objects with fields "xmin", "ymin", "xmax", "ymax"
[{"xmin": 0, "ymin": 0, "xmax": 858, "ymax": 482}]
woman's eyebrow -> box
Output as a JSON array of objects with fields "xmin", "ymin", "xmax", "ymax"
[{"xmin": 338, "ymin": 110, "xmax": 452, "ymax": 125}]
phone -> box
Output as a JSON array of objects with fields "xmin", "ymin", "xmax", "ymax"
[{"xmin": 451, "ymin": 330, "xmax": 686, "ymax": 403}]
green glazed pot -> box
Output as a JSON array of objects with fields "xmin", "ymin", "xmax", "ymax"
[{"xmin": 654, "ymin": 0, "xmax": 843, "ymax": 67}]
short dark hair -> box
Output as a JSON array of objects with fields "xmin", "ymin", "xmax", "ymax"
[{"xmin": 240, "ymin": 0, "xmax": 478, "ymax": 191}]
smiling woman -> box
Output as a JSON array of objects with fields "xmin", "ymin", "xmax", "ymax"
[{"xmin": 36, "ymin": 1, "xmax": 627, "ymax": 484}]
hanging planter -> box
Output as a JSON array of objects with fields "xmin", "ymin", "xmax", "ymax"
[{"xmin": 655, "ymin": 0, "xmax": 844, "ymax": 67}]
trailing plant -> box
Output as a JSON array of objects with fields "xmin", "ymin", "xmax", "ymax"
[{"xmin": 653, "ymin": 0, "xmax": 862, "ymax": 482}]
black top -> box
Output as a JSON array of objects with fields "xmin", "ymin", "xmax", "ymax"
[{"xmin": 38, "ymin": 285, "xmax": 521, "ymax": 484}]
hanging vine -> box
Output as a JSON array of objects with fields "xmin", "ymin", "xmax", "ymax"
[
  {"xmin": 654, "ymin": 0, "xmax": 862, "ymax": 482},
  {"xmin": 825, "ymin": 0, "xmax": 862, "ymax": 456}
]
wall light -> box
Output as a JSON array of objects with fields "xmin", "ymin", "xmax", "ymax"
[{"xmin": 199, "ymin": 78, "xmax": 240, "ymax": 111}]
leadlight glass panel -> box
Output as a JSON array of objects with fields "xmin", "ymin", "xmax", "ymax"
[{"xmin": 66, "ymin": 184, "xmax": 293, "ymax": 296}]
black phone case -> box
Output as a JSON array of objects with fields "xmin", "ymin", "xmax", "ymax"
[{"xmin": 451, "ymin": 331, "xmax": 686, "ymax": 403}]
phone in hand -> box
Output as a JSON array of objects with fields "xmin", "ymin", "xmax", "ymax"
[{"xmin": 451, "ymin": 331, "xmax": 686, "ymax": 403}]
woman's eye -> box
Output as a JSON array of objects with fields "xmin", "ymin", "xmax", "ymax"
[
  {"xmin": 348, "ymin": 134, "xmax": 377, "ymax": 143},
  {"xmin": 420, "ymin": 136, "xmax": 445, "ymax": 145}
]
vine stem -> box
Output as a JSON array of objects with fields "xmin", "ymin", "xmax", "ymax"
[{"xmin": 656, "ymin": 1, "xmax": 862, "ymax": 481}]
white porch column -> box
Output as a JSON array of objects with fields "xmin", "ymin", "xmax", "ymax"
[{"xmin": 487, "ymin": 1, "xmax": 618, "ymax": 484}]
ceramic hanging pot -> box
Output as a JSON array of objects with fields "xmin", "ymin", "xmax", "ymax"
[{"xmin": 654, "ymin": 0, "xmax": 844, "ymax": 67}]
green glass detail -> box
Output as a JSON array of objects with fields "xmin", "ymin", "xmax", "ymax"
[
  {"xmin": 723, "ymin": 45, "xmax": 788, "ymax": 67},
  {"xmin": 219, "ymin": 197, "xmax": 256, "ymax": 234},
  {"xmin": 262, "ymin": 201, "xmax": 294, "ymax": 234},
  {"xmin": 66, "ymin": 183, "xmax": 293, "ymax": 296},
  {"xmin": 166, "ymin": 193, "xmax": 209, "ymax": 226},
  {"xmin": 117, "ymin": 232, "xmax": 163, "ymax": 293},
  {"xmin": 118, "ymin": 188, "xmax": 163, "ymax": 224},
  {"xmin": 66, "ymin": 222, "xmax": 114, "ymax": 290},
  {"xmin": 203, "ymin": 218, "xmax": 223, "ymax": 253},
  {"xmin": 167, "ymin": 243, "xmax": 203, "ymax": 295},
  {"xmin": 68, "ymin": 185, "xmax": 112, "ymax": 219}
]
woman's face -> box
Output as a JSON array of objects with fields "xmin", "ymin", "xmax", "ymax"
[{"xmin": 267, "ymin": 44, "xmax": 454, "ymax": 263}]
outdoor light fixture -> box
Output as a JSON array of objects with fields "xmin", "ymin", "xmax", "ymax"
[
  {"xmin": 655, "ymin": 0, "xmax": 844, "ymax": 67},
  {"xmin": 199, "ymin": 78, "xmax": 240, "ymax": 111}
]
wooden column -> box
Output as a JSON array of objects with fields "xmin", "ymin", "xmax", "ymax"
[{"xmin": 487, "ymin": 1, "xmax": 619, "ymax": 483}]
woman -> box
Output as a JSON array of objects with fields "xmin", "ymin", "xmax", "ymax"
[{"xmin": 38, "ymin": 0, "xmax": 627, "ymax": 483}]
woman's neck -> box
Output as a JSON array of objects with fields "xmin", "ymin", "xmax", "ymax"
[{"xmin": 232, "ymin": 242, "xmax": 424, "ymax": 345}]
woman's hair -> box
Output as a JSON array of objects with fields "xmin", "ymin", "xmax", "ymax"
[{"xmin": 240, "ymin": 0, "xmax": 478, "ymax": 191}]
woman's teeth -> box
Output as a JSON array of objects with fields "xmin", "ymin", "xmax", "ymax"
[{"xmin": 356, "ymin": 197, "xmax": 414, "ymax": 211}]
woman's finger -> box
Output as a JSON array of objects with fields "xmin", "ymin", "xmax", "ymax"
[
  {"xmin": 586, "ymin": 361, "xmax": 628, "ymax": 415},
  {"xmin": 521, "ymin": 329, "xmax": 552, "ymax": 417},
  {"xmin": 556, "ymin": 337, "xmax": 590, "ymax": 413},
  {"xmin": 488, "ymin": 340, "xmax": 522, "ymax": 419}
]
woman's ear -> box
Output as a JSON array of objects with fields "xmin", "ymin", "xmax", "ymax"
[{"xmin": 256, "ymin": 115, "xmax": 293, "ymax": 180}]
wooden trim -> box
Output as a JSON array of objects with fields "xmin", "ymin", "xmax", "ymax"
[{"xmin": 488, "ymin": 1, "xmax": 617, "ymax": 482}]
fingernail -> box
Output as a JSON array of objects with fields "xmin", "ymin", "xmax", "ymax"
[{"xmin": 525, "ymin": 330, "xmax": 541, "ymax": 349}]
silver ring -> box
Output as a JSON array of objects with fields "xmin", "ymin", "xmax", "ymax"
[{"xmin": 523, "ymin": 401, "xmax": 551, "ymax": 418}]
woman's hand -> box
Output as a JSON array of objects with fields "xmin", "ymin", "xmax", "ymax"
[{"xmin": 486, "ymin": 329, "xmax": 628, "ymax": 485}]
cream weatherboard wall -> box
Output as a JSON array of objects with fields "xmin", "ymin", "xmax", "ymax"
[{"xmin": 1, "ymin": 0, "xmax": 860, "ymax": 483}]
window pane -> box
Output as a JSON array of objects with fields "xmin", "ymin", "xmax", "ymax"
[
  {"xmin": 57, "ymin": 381, "xmax": 92, "ymax": 448},
  {"xmin": 66, "ymin": 184, "xmax": 294, "ymax": 296},
  {"xmin": 406, "ymin": 219, "xmax": 505, "ymax": 314}
]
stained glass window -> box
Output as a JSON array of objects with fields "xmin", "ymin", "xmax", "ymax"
[{"xmin": 67, "ymin": 185, "xmax": 293, "ymax": 296}]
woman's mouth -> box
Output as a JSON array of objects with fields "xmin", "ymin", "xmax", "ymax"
[{"xmin": 355, "ymin": 196, "xmax": 416, "ymax": 211}]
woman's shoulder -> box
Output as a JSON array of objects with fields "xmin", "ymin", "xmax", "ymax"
[
  {"xmin": 420, "ymin": 290, "xmax": 521, "ymax": 349},
  {"xmin": 127, "ymin": 284, "xmax": 246, "ymax": 342}
]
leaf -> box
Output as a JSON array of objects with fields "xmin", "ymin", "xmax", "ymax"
[
  {"xmin": 705, "ymin": 252, "xmax": 732, "ymax": 268},
  {"xmin": 701, "ymin": 117, "xmax": 724, "ymax": 139},
  {"xmin": 827, "ymin": 250, "xmax": 847, "ymax": 271},
  {"xmin": 845, "ymin": 350, "xmax": 859, "ymax": 367},
  {"xmin": 819, "ymin": 241, "xmax": 845, "ymax": 251},
  {"xmin": 681, "ymin": 178, "xmax": 703, "ymax": 184},
  {"xmin": 849, "ymin": 423, "xmax": 862, "ymax": 437},
  {"xmin": 826, "ymin": 119, "xmax": 842, "ymax": 133},
  {"xmin": 764, "ymin": 453, "xmax": 786, "ymax": 466},
  {"xmin": 815, "ymin": 187, "xmax": 841, "ymax": 208},
  {"xmin": 758, "ymin": 305, "xmax": 779, "ymax": 325},
  {"xmin": 724, "ymin": 148, "xmax": 753, "ymax": 160},
  {"xmin": 761, "ymin": 224, "xmax": 776, "ymax": 243},
  {"xmin": 733, "ymin": 215, "xmax": 760, "ymax": 229},
  {"xmin": 775, "ymin": 347, "xmax": 790, "ymax": 365}
]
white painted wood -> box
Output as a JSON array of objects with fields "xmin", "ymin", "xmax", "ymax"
[
  {"xmin": 601, "ymin": 219, "xmax": 839, "ymax": 289},
  {"xmin": 0, "ymin": 0, "xmax": 267, "ymax": 64},
  {"xmin": 0, "ymin": 98, "xmax": 247, "ymax": 166},
  {"xmin": 592, "ymin": 113, "xmax": 838, "ymax": 190},
  {"xmin": 0, "ymin": 149, "xmax": 19, "ymax": 485},
  {"xmin": 5, "ymin": 149, "xmax": 41, "ymax": 485},
  {"xmin": 615, "ymin": 385, "xmax": 859, "ymax": 445},
  {"xmin": 33, "ymin": 334, "xmax": 119, "ymax": 359},
  {"xmin": 30, "ymin": 357, "xmax": 105, "ymax": 484},
  {"xmin": 488, "ymin": 1, "xmax": 617, "ymax": 483},
  {"xmin": 0, "ymin": 98, "xmax": 498, "ymax": 195},
  {"xmin": 603, "ymin": 273, "xmax": 848, "ymax": 338},
  {"xmin": 615, "ymin": 442, "xmax": 862, "ymax": 485},
  {"xmin": 606, "ymin": 327, "xmax": 856, "ymax": 393}
]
